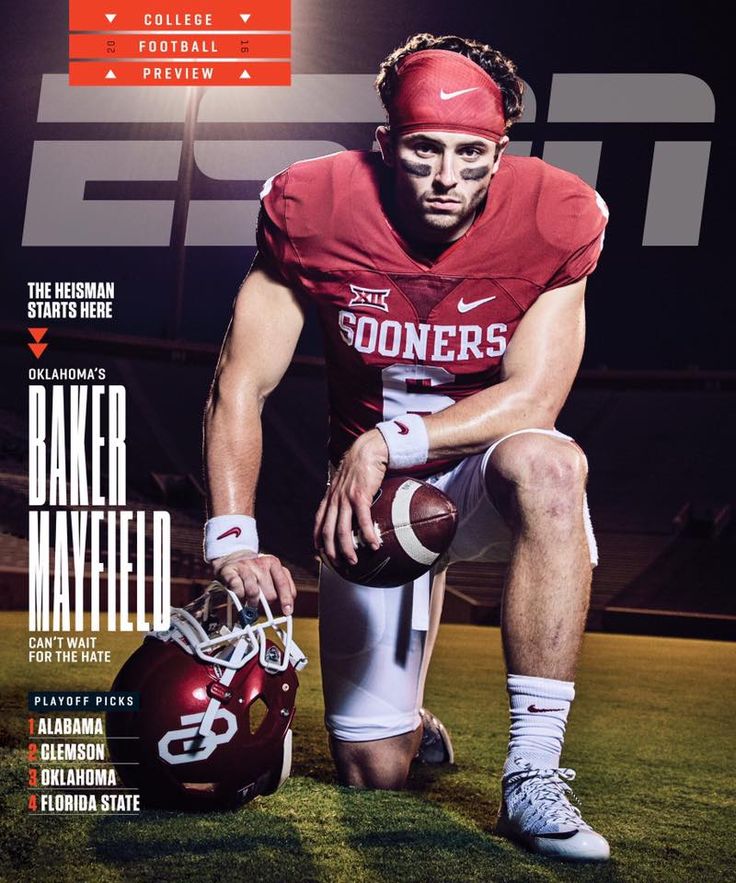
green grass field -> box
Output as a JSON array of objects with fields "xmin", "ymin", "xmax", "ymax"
[{"xmin": 1, "ymin": 611, "xmax": 734, "ymax": 882}]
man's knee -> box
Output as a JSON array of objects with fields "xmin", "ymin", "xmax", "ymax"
[
  {"xmin": 486, "ymin": 433, "xmax": 589, "ymax": 523},
  {"xmin": 330, "ymin": 728, "xmax": 421, "ymax": 790}
]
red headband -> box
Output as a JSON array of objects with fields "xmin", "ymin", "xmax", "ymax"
[{"xmin": 387, "ymin": 49, "xmax": 507, "ymax": 142}]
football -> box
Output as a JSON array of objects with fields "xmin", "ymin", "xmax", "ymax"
[{"xmin": 322, "ymin": 476, "xmax": 458, "ymax": 587}]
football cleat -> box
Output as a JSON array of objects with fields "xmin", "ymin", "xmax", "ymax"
[
  {"xmin": 414, "ymin": 708, "xmax": 455, "ymax": 765},
  {"xmin": 496, "ymin": 758, "xmax": 610, "ymax": 861}
]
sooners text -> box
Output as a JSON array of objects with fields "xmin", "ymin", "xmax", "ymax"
[{"xmin": 337, "ymin": 310, "xmax": 507, "ymax": 362}]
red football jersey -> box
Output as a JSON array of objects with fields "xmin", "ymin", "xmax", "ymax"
[{"xmin": 257, "ymin": 150, "xmax": 608, "ymax": 478}]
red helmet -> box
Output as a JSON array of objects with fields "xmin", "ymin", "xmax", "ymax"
[{"xmin": 106, "ymin": 583, "xmax": 308, "ymax": 809}]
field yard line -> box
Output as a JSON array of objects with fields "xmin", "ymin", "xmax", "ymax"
[{"xmin": 291, "ymin": 786, "xmax": 375, "ymax": 883}]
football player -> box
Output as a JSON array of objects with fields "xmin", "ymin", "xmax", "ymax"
[{"xmin": 204, "ymin": 33, "xmax": 610, "ymax": 861}]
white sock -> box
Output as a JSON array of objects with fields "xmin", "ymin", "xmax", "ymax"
[{"xmin": 502, "ymin": 674, "xmax": 575, "ymax": 778}]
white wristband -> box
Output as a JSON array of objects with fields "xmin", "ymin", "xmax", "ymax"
[
  {"xmin": 204, "ymin": 515, "xmax": 259, "ymax": 562},
  {"xmin": 375, "ymin": 413, "xmax": 429, "ymax": 470}
]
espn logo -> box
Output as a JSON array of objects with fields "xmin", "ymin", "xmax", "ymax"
[{"xmin": 23, "ymin": 73, "xmax": 714, "ymax": 247}]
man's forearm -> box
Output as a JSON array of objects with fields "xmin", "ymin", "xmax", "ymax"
[
  {"xmin": 370, "ymin": 377, "xmax": 559, "ymax": 476},
  {"xmin": 204, "ymin": 390, "xmax": 297, "ymax": 614},
  {"xmin": 417, "ymin": 280, "xmax": 586, "ymax": 462},
  {"xmin": 422, "ymin": 378, "xmax": 557, "ymax": 460},
  {"xmin": 205, "ymin": 391, "xmax": 264, "ymax": 517}
]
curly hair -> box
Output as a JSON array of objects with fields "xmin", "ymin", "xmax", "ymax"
[{"xmin": 375, "ymin": 33, "xmax": 524, "ymax": 132}]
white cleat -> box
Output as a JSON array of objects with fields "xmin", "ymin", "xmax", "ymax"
[
  {"xmin": 496, "ymin": 758, "xmax": 610, "ymax": 862},
  {"xmin": 415, "ymin": 708, "xmax": 455, "ymax": 765}
]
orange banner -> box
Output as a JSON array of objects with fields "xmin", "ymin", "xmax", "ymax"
[
  {"xmin": 69, "ymin": 61, "xmax": 291, "ymax": 86},
  {"xmin": 69, "ymin": 0, "xmax": 290, "ymax": 31},
  {"xmin": 70, "ymin": 33, "xmax": 290, "ymax": 59}
]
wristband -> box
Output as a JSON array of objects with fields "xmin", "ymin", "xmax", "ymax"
[
  {"xmin": 375, "ymin": 413, "xmax": 429, "ymax": 470},
  {"xmin": 204, "ymin": 515, "xmax": 259, "ymax": 562}
]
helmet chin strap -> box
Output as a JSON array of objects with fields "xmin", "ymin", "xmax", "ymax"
[{"xmin": 198, "ymin": 635, "xmax": 252, "ymax": 738}]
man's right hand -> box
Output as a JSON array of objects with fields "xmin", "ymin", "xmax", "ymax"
[{"xmin": 212, "ymin": 550, "xmax": 296, "ymax": 616}]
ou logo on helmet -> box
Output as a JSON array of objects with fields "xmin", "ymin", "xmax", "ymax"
[{"xmin": 158, "ymin": 708, "xmax": 238, "ymax": 765}]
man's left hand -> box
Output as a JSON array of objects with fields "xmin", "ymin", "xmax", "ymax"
[{"xmin": 314, "ymin": 429, "xmax": 388, "ymax": 566}]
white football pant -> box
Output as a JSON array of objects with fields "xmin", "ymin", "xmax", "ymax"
[{"xmin": 320, "ymin": 428, "xmax": 598, "ymax": 742}]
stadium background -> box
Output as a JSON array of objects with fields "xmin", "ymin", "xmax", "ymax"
[{"xmin": 0, "ymin": 1, "xmax": 733, "ymax": 880}]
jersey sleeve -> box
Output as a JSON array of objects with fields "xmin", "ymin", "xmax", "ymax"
[
  {"xmin": 543, "ymin": 182, "xmax": 610, "ymax": 292},
  {"xmin": 255, "ymin": 169, "xmax": 302, "ymax": 288}
]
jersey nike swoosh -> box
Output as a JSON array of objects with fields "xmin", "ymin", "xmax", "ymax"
[
  {"xmin": 457, "ymin": 296, "xmax": 497, "ymax": 313},
  {"xmin": 440, "ymin": 87, "xmax": 479, "ymax": 100}
]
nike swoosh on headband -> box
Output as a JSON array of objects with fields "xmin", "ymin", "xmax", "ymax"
[{"xmin": 440, "ymin": 87, "xmax": 480, "ymax": 100}]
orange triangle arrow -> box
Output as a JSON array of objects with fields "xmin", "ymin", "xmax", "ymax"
[
  {"xmin": 28, "ymin": 327, "xmax": 48, "ymax": 342},
  {"xmin": 28, "ymin": 343, "xmax": 48, "ymax": 359}
]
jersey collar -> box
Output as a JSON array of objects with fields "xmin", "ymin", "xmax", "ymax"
[{"xmin": 351, "ymin": 151, "xmax": 514, "ymax": 272}]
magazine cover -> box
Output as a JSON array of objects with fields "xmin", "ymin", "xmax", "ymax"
[{"xmin": 2, "ymin": 1, "xmax": 733, "ymax": 880}]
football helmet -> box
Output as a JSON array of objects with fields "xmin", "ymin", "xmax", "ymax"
[{"xmin": 106, "ymin": 582, "xmax": 308, "ymax": 809}]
